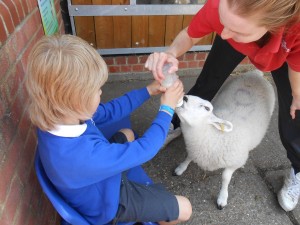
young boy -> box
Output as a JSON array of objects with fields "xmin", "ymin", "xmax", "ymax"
[{"xmin": 26, "ymin": 35, "xmax": 192, "ymax": 225}]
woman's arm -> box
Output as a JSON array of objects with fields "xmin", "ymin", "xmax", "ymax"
[{"xmin": 288, "ymin": 66, "xmax": 300, "ymax": 119}]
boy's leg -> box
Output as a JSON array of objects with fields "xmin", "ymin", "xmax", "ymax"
[
  {"xmin": 271, "ymin": 63, "xmax": 300, "ymax": 211},
  {"xmin": 112, "ymin": 175, "xmax": 191, "ymax": 224},
  {"xmin": 109, "ymin": 128, "xmax": 135, "ymax": 144},
  {"xmin": 158, "ymin": 195, "xmax": 192, "ymax": 225}
]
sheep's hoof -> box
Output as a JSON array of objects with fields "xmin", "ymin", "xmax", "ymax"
[
  {"xmin": 217, "ymin": 204, "xmax": 224, "ymax": 210},
  {"xmin": 172, "ymin": 171, "xmax": 179, "ymax": 176}
]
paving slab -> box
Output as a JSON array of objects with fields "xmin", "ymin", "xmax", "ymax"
[{"xmin": 102, "ymin": 71, "xmax": 299, "ymax": 225}]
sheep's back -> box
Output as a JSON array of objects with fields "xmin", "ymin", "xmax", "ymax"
[{"xmin": 211, "ymin": 73, "xmax": 275, "ymax": 150}]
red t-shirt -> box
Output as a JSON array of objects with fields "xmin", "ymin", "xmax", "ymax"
[{"xmin": 187, "ymin": 0, "xmax": 300, "ymax": 72}]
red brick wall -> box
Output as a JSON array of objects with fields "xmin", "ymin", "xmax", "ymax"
[
  {"xmin": 104, "ymin": 52, "xmax": 251, "ymax": 74},
  {"xmin": 0, "ymin": 0, "xmax": 63, "ymax": 224}
]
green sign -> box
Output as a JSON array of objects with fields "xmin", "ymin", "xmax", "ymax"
[{"xmin": 37, "ymin": 0, "xmax": 59, "ymax": 35}]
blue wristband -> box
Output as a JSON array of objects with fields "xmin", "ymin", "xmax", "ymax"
[{"xmin": 159, "ymin": 104, "xmax": 174, "ymax": 116}]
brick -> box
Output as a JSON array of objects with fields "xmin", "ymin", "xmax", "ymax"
[
  {"xmin": 15, "ymin": 0, "xmax": 25, "ymax": 21},
  {"xmin": 132, "ymin": 64, "xmax": 145, "ymax": 72},
  {"xmin": 195, "ymin": 52, "xmax": 207, "ymax": 60},
  {"xmin": 14, "ymin": 183, "xmax": 33, "ymax": 225},
  {"xmin": 188, "ymin": 61, "xmax": 200, "ymax": 68},
  {"xmin": 5, "ymin": 29, "xmax": 29, "ymax": 64},
  {"xmin": 0, "ymin": 84, "xmax": 9, "ymax": 119},
  {"xmin": 0, "ymin": 1, "xmax": 15, "ymax": 36},
  {"xmin": 17, "ymin": 106, "xmax": 31, "ymax": 141},
  {"xmin": 184, "ymin": 53, "xmax": 195, "ymax": 61},
  {"xmin": 0, "ymin": 49, "xmax": 11, "ymax": 80},
  {"xmin": 0, "ymin": 133, "xmax": 23, "ymax": 204},
  {"xmin": 10, "ymin": 94, "xmax": 26, "ymax": 129},
  {"xmin": 26, "ymin": 0, "xmax": 38, "ymax": 12},
  {"xmin": 108, "ymin": 65, "xmax": 121, "ymax": 73},
  {"xmin": 177, "ymin": 55, "xmax": 184, "ymax": 61},
  {"xmin": 178, "ymin": 61, "xmax": 188, "ymax": 69},
  {"xmin": 40, "ymin": 201, "xmax": 57, "ymax": 225},
  {"xmin": 198, "ymin": 60, "xmax": 205, "ymax": 67},
  {"xmin": 17, "ymin": 130, "xmax": 36, "ymax": 185},
  {"xmin": 22, "ymin": 9, "xmax": 40, "ymax": 41},
  {"xmin": 0, "ymin": 98, "xmax": 6, "ymax": 119},
  {"xmin": 103, "ymin": 57, "xmax": 114, "ymax": 65},
  {"xmin": 0, "ymin": 114, "xmax": 18, "ymax": 147},
  {"xmin": 2, "ymin": 176, "xmax": 23, "ymax": 224},
  {"xmin": 0, "ymin": 16, "xmax": 8, "ymax": 45},
  {"xmin": 120, "ymin": 65, "xmax": 131, "ymax": 73},
  {"xmin": 127, "ymin": 56, "xmax": 138, "ymax": 64},
  {"xmin": 115, "ymin": 57, "xmax": 126, "ymax": 65},
  {"xmin": 3, "ymin": 0, "xmax": 20, "ymax": 27},
  {"xmin": 138, "ymin": 55, "xmax": 148, "ymax": 64},
  {"xmin": 21, "ymin": 25, "xmax": 43, "ymax": 71},
  {"xmin": 6, "ymin": 61, "xmax": 25, "ymax": 103},
  {"xmin": 22, "ymin": 0, "xmax": 29, "ymax": 15}
]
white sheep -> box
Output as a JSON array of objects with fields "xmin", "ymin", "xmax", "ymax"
[{"xmin": 174, "ymin": 70, "xmax": 275, "ymax": 209}]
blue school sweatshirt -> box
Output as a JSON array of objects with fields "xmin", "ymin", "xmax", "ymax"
[{"xmin": 37, "ymin": 87, "xmax": 172, "ymax": 225}]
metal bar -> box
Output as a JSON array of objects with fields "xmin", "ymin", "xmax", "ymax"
[
  {"xmin": 98, "ymin": 45, "xmax": 211, "ymax": 55},
  {"xmin": 69, "ymin": 4, "xmax": 202, "ymax": 16},
  {"xmin": 130, "ymin": 0, "xmax": 137, "ymax": 5},
  {"xmin": 67, "ymin": 0, "xmax": 76, "ymax": 35}
]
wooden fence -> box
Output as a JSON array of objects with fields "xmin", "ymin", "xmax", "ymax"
[{"xmin": 72, "ymin": 0, "xmax": 214, "ymax": 49}]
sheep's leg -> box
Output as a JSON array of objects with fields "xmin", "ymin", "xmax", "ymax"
[
  {"xmin": 173, "ymin": 155, "xmax": 193, "ymax": 176},
  {"xmin": 217, "ymin": 167, "xmax": 237, "ymax": 210}
]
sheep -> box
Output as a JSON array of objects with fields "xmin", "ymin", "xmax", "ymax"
[{"xmin": 174, "ymin": 70, "xmax": 275, "ymax": 209}]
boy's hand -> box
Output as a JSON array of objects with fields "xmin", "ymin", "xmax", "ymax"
[
  {"xmin": 160, "ymin": 79, "xmax": 184, "ymax": 109},
  {"xmin": 147, "ymin": 80, "xmax": 166, "ymax": 96}
]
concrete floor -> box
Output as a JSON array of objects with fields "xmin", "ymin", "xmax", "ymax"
[{"xmin": 102, "ymin": 69, "xmax": 300, "ymax": 225}]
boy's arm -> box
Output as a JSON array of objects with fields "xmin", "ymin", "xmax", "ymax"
[
  {"xmin": 93, "ymin": 87, "xmax": 150, "ymax": 126},
  {"xmin": 64, "ymin": 111, "xmax": 172, "ymax": 185}
]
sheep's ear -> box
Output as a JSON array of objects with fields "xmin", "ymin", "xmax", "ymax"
[{"xmin": 208, "ymin": 114, "xmax": 233, "ymax": 132}]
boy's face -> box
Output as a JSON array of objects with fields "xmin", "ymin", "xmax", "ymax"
[{"xmin": 90, "ymin": 89, "xmax": 102, "ymax": 115}]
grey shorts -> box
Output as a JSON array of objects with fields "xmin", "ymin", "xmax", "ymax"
[{"xmin": 112, "ymin": 173, "xmax": 179, "ymax": 224}]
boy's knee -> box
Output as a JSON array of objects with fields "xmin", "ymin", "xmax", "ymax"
[
  {"xmin": 176, "ymin": 195, "xmax": 192, "ymax": 221},
  {"xmin": 119, "ymin": 128, "xmax": 135, "ymax": 142}
]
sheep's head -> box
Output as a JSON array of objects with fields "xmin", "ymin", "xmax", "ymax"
[{"xmin": 176, "ymin": 95, "xmax": 233, "ymax": 132}]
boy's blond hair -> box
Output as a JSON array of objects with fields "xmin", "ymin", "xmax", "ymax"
[{"xmin": 26, "ymin": 35, "xmax": 108, "ymax": 131}]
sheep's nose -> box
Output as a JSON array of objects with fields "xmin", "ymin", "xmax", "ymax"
[{"xmin": 183, "ymin": 96, "xmax": 188, "ymax": 102}]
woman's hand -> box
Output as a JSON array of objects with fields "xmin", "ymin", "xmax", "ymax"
[
  {"xmin": 145, "ymin": 52, "xmax": 179, "ymax": 83},
  {"xmin": 288, "ymin": 67, "xmax": 300, "ymax": 119},
  {"xmin": 290, "ymin": 96, "xmax": 300, "ymax": 119}
]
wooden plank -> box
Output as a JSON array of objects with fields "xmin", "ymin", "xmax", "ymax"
[
  {"xmin": 165, "ymin": 15, "xmax": 183, "ymax": 46},
  {"xmin": 149, "ymin": 16, "xmax": 166, "ymax": 47},
  {"xmin": 132, "ymin": 16, "xmax": 149, "ymax": 47},
  {"xmin": 112, "ymin": 0, "xmax": 131, "ymax": 48},
  {"xmin": 72, "ymin": 0, "xmax": 96, "ymax": 46},
  {"xmin": 93, "ymin": 0, "xmax": 114, "ymax": 48},
  {"xmin": 183, "ymin": 15, "xmax": 193, "ymax": 29}
]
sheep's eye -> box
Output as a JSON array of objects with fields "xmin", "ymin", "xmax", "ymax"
[{"xmin": 200, "ymin": 104, "xmax": 210, "ymax": 111}]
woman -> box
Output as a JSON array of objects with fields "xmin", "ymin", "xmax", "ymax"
[{"xmin": 145, "ymin": 0, "xmax": 300, "ymax": 212}]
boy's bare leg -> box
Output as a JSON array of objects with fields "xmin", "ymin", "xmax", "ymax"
[
  {"xmin": 119, "ymin": 128, "xmax": 135, "ymax": 142},
  {"xmin": 159, "ymin": 195, "xmax": 192, "ymax": 225}
]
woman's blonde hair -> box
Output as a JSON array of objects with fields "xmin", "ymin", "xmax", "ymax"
[
  {"xmin": 26, "ymin": 34, "xmax": 108, "ymax": 131},
  {"xmin": 227, "ymin": 0, "xmax": 300, "ymax": 33}
]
